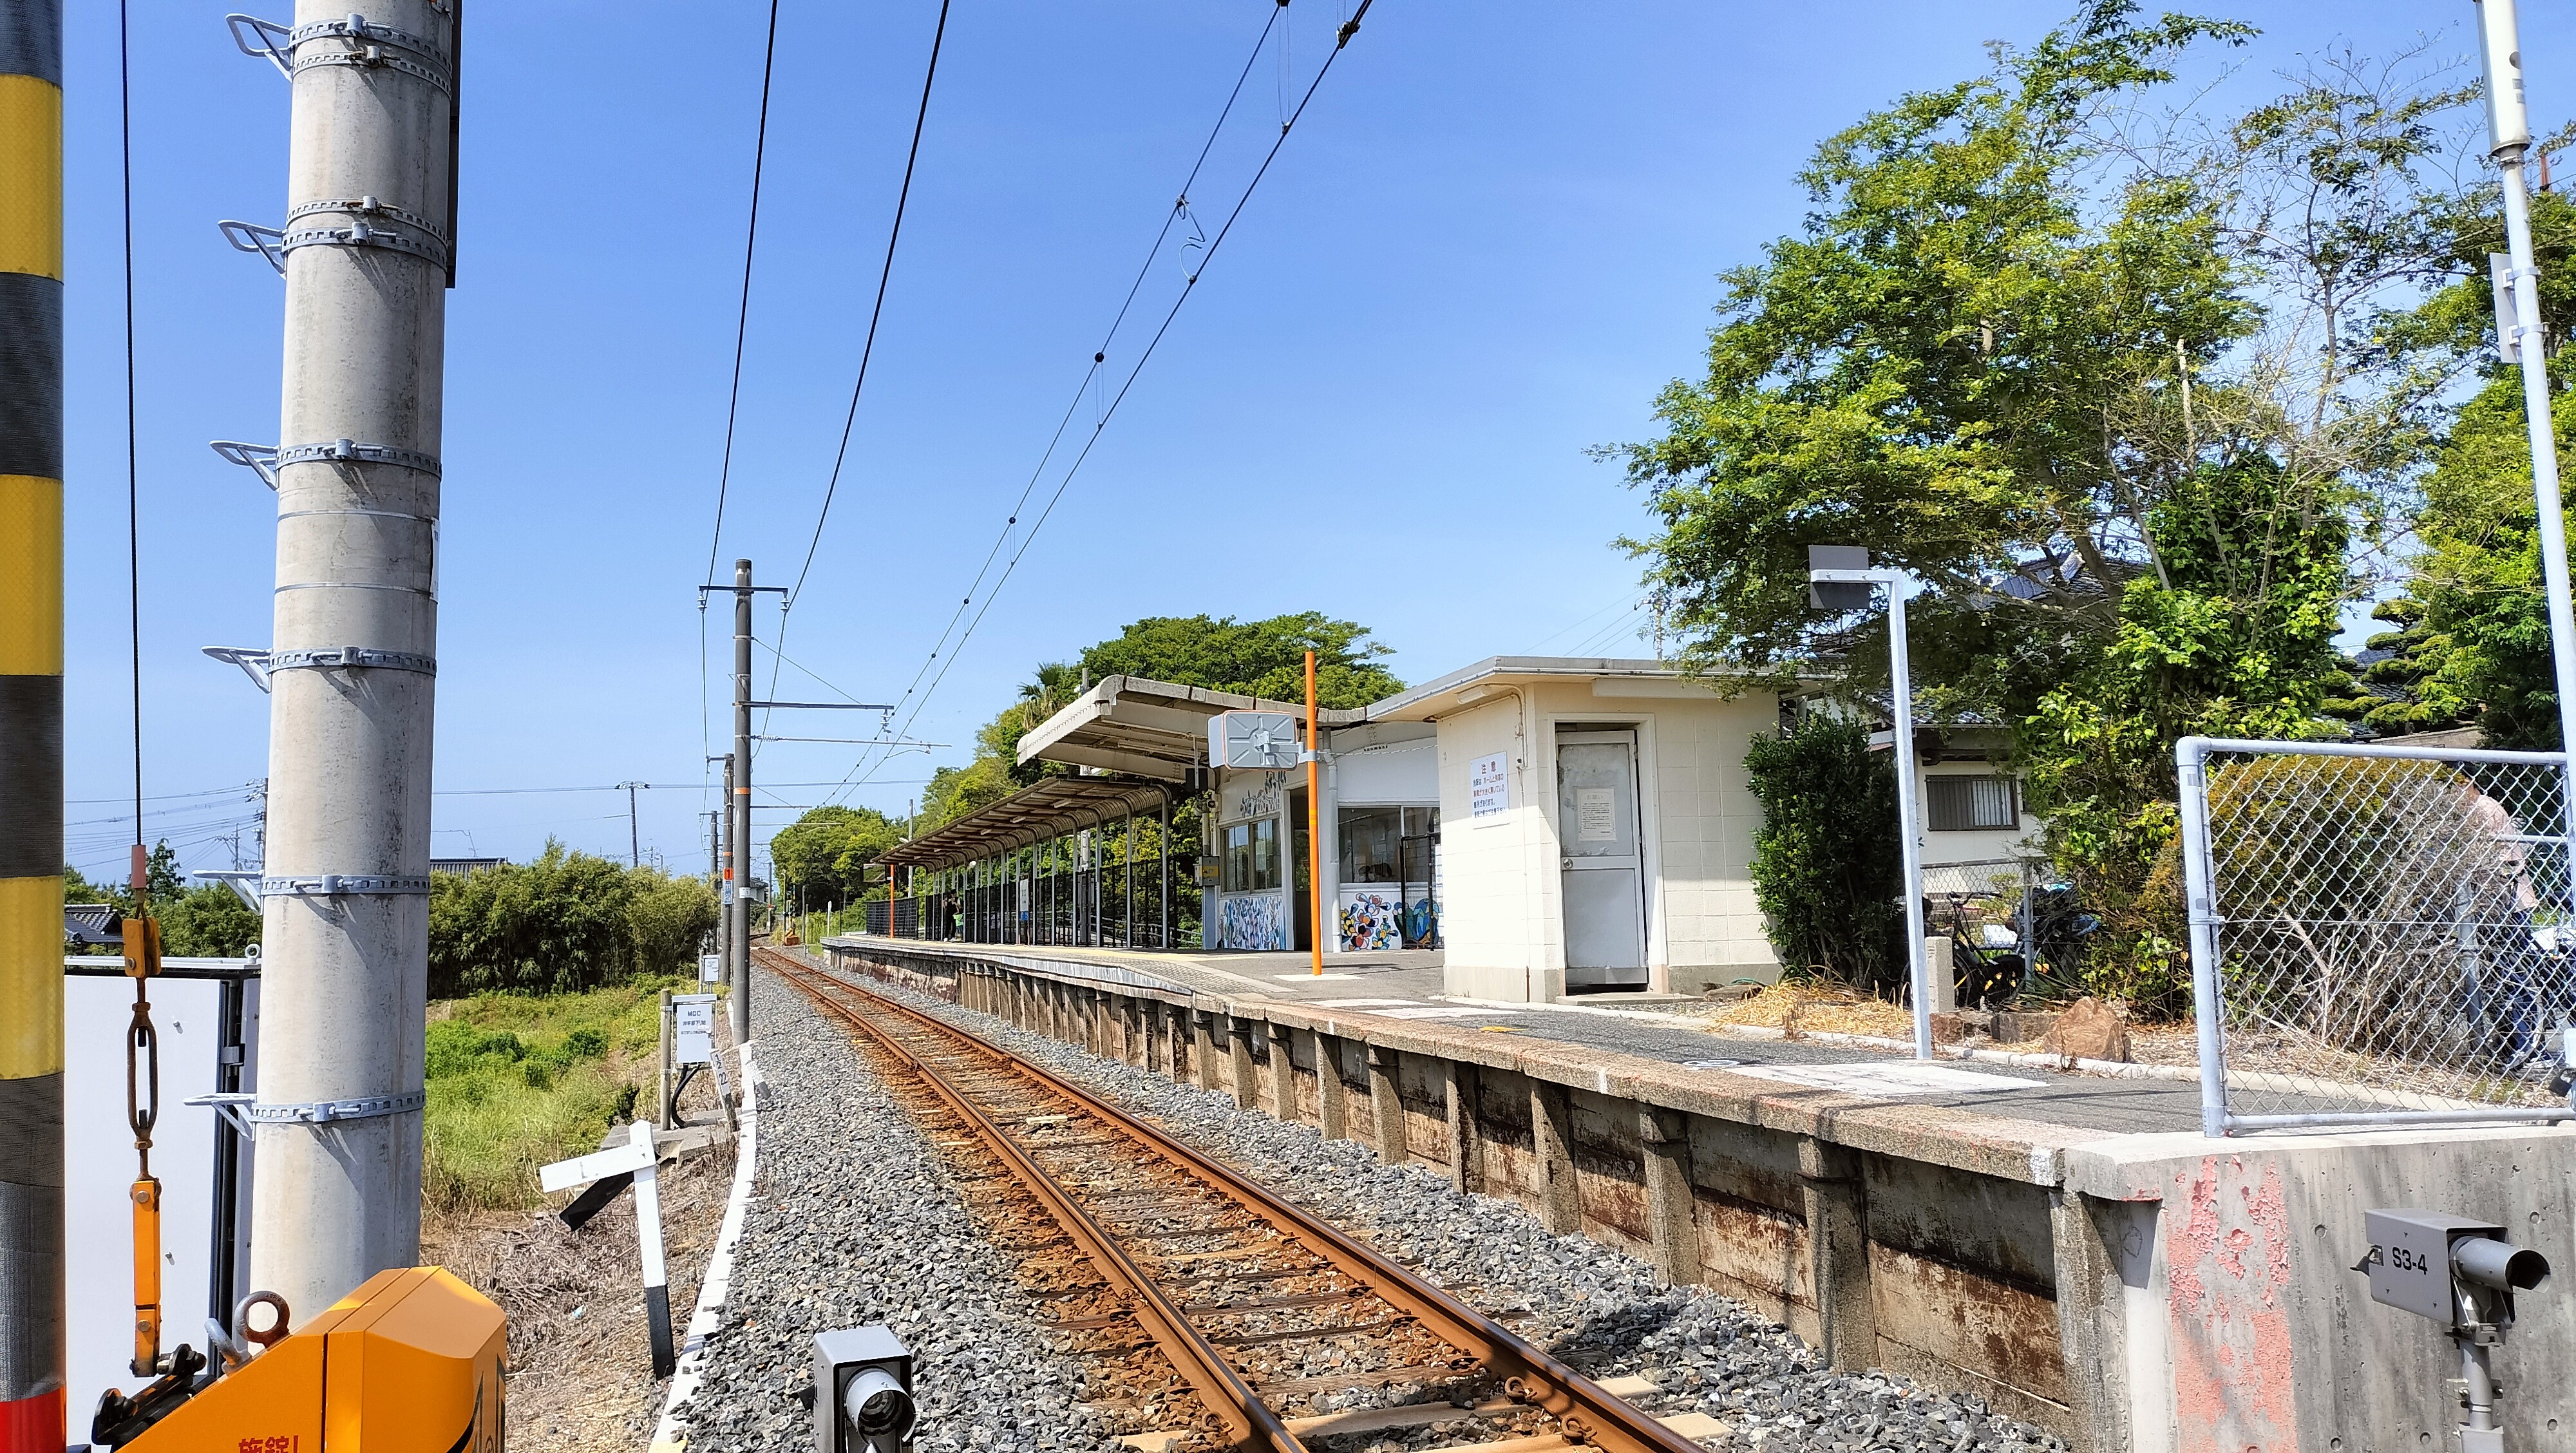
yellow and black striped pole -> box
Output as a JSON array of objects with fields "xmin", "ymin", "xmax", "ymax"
[{"xmin": 0, "ymin": 0, "xmax": 62, "ymax": 1447}]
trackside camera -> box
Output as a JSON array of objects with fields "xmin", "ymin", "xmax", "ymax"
[
  {"xmin": 2357, "ymin": 1209, "xmax": 2553, "ymax": 1453},
  {"xmin": 813, "ymin": 1325, "xmax": 916, "ymax": 1453}
]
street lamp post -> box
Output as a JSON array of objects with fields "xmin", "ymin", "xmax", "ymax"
[
  {"xmin": 1810, "ymin": 546, "xmax": 1934, "ymax": 1060},
  {"xmin": 2476, "ymin": 1, "xmax": 2576, "ymax": 871}
]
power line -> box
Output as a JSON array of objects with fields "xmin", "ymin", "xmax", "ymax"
[
  {"xmin": 759, "ymin": 1, "xmax": 953, "ymax": 759},
  {"xmin": 784, "ymin": 0, "xmax": 954, "ymax": 605},
  {"xmin": 701, "ymin": 0, "xmax": 784, "ymax": 587},
  {"xmin": 121, "ymin": 0, "xmax": 142, "ymax": 871},
  {"xmin": 823, "ymin": 2, "xmax": 1371, "ymax": 812},
  {"xmin": 827, "ymin": 1, "xmax": 1375, "ymax": 812},
  {"xmin": 857, "ymin": 3, "xmax": 1285, "ymax": 734}
]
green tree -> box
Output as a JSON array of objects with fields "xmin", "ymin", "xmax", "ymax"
[
  {"xmin": 2318, "ymin": 598, "xmax": 2471, "ymax": 737},
  {"xmin": 1742, "ymin": 715, "xmax": 1904, "ymax": 991},
  {"xmin": 2398, "ymin": 185, "xmax": 2576, "ymax": 748},
  {"xmin": 770, "ymin": 804, "xmax": 902, "ymax": 903},
  {"xmin": 1616, "ymin": 3, "xmax": 2256, "ymax": 708},
  {"xmin": 913, "ymin": 613, "xmax": 1408, "ymax": 834},
  {"xmin": 160, "ymin": 884, "xmax": 261, "ymax": 958},
  {"xmin": 426, "ymin": 844, "xmax": 715, "ymax": 997},
  {"xmin": 1076, "ymin": 613, "xmax": 1403, "ymax": 708},
  {"xmin": 1618, "ymin": 6, "xmax": 2486, "ymax": 1002}
]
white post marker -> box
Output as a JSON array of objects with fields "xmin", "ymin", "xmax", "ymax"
[
  {"xmin": 539, "ymin": 1122, "xmax": 674, "ymax": 1376},
  {"xmin": 1810, "ymin": 546, "xmax": 1934, "ymax": 1060}
]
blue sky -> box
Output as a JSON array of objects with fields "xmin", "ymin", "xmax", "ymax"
[{"xmin": 55, "ymin": 1, "xmax": 2571, "ymax": 885}]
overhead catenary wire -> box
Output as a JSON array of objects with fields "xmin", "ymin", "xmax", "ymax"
[
  {"xmin": 121, "ymin": 0, "xmax": 142, "ymax": 864},
  {"xmin": 757, "ymin": 0, "xmax": 954, "ymax": 759},
  {"xmin": 853, "ymin": 2, "xmax": 1287, "ymax": 736},
  {"xmin": 782, "ymin": 0, "xmax": 954, "ymax": 607},
  {"xmin": 701, "ymin": 0, "xmax": 783, "ymax": 587},
  {"xmin": 825, "ymin": 2, "xmax": 1373, "ymax": 813},
  {"xmin": 702, "ymin": 0, "xmax": 782, "ymax": 797}
]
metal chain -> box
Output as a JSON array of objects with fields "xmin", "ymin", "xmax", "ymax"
[{"xmin": 126, "ymin": 975, "xmax": 158, "ymax": 1175}]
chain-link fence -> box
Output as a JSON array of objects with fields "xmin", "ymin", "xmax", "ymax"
[{"xmin": 2179, "ymin": 737, "xmax": 2576, "ymax": 1133}]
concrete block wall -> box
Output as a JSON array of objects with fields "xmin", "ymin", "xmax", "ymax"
[{"xmin": 819, "ymin": 944, "xmax": 2576, "ymax": 1453}]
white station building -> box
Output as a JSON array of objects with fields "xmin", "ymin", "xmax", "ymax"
[{"xmin": 1014, "ymin": 657, "xmax": 1803, "ymax": 1003}]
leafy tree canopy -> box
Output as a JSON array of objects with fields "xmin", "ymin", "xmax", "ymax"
[
  {"xmin": 1077, "ymin": 612, "xmax": 1403, "ymax": 708},
  {"xmin": 770, "ymin": 804, "xmax": 902, "ymax": 903},
  {"xmin": 428, "ymin": 842, "xmax": 716, "ymax": 997},
  {"xmin": 1622, "ymin": 2, "xmax": 2503, "ymax": 1000},
  {"xmin": 909, "ymin": 613, "xmax": 1408, "ymax": 836}
]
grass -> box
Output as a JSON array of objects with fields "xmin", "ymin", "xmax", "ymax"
[
  {"xmin": 422, "ymin": 975, "xmax": 711, "ymax": 1213},
  {"xmin": 1705, "ymin": 981, "xmax": 1917, "ymax": 1039}
]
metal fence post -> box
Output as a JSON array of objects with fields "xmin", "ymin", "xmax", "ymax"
[{"xmin": 2175, "ymin": 737, "xmax": 2230, "ymax": 1136}]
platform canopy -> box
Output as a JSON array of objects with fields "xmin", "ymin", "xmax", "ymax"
[
  {"xmin": 1014, "ymin": 674, "xmax": 1365, "ymax": 783},
  {"xmin": 876, "ymin": 774, "xmax": 1181, "ymax": 871}
]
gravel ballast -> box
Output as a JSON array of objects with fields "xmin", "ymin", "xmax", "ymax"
[
  {"xmin": 672, "ymin": 970, "xmax": 1120, "ymax": 1452},
  {"xmin": 837, "ymin": 962, "xmax": 2073, "ymax": 1453}
]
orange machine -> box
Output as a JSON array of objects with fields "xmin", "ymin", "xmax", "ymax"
[{"xmin": 109, "ymin": 1268, "xmax": 504, "ymax": 1452}]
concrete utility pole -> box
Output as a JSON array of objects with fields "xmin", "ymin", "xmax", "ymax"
[
  {"xmin": 714, "ymin": 754, "xmax": 735, "ymax": 1004},
  {"xmin": 249, "ymin": 0, "xmax": 458, "ymax": 1320},
  {"xmin": 618, "ymin": 781, "xmax": 645, "ymax": 867},
  {"xmin": 2477, "ymin": 1, "xmax": 2576, "ymax": 860},
  {"xmin": 732, "ymin": 560, "xmax": 754, "ymax": 1043},
  {"xmin": 0, "ymin": 0, "xmax": 66, "ymax": 1441}
]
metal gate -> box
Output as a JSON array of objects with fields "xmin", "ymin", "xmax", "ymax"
[{"xmin": 2178, "ymin": 736, "xmax": 2576, "ymax": 1133}]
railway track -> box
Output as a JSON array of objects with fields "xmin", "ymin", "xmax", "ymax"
[{"xmin": 757, "ymin": 947, "xmax": 1714, "ymax": 1453}]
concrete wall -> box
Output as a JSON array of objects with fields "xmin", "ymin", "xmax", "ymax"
[
  {"xmin": 1434, "ymin": 683, "xmax": 1781, "ymax": 1000},
  {"xmin": 817, "ymin": 940, "xmax": 2576, "ymax": 1453},
  {"xmin": 1433, "ymin": 693, "xmax": 1557, "ymax": 999},
  {"xmin": 2063, "ymin": 1129, "xmax": 2576, "ymax": 1453}
]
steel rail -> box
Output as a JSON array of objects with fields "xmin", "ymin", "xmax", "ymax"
[
  {"xmin": 761, "ymin": 949, "xmax": 1707, "ymax": 1453},
  {"xmin": 765, "ymin": 951, "xmax": 1297, "ymax": 1451}
]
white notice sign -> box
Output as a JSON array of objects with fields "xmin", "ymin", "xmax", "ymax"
[
  {"xmin": 674, "ymin": 994, "xmax": 716, "ymax": 1065},
  {"xmin": 1470, "ymin": 754, "xmax": 1509, "ymax": 819},
  {"xmin": 699, "ymin": 953, "xmax": 721, "ymax": 983},
  {"xmin": 1576, "ymin": 787, "xmax": 1615, "ymax": 841}
]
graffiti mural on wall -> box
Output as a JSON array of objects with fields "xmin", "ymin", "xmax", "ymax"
[
  {"xmin": 1220, "ymin": 893, "xmax": 1287, "ymax": 951},
  {"xmin": 1340, "ymin": 891, "xmax": 1402, "ymax": 952}
]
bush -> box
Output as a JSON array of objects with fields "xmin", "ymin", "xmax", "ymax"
[
  {"xmin": 428, "ymin": 842, "xmax": 717, "ymax": 997},
  {"xmin": 1743, "ymin": 714, "xmax": 1906, "ymax": 992},
  {"xmin": 160, "ymin": 883, "xmax": 262, "ymax": 958},
  {"xmin": 421, "ymin": 977, "xmax": 687, "ymax": 1211},
  {"xmin": 2197, "ymin": 754, "xmax": 2548, "ymax": 1065}
]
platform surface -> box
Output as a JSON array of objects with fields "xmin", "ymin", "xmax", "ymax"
[{"xmin": 820, "ymin": 936, "xmax": 2221, "ymax": 1136}]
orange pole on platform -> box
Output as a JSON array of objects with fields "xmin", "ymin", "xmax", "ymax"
[{"xmin": 1307, "ymin": 651, "xmax": 1323, "ymax": 975}]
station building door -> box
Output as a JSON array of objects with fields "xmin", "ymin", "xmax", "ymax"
[{"xmin": 1556, "ymin": 728, "xmax": 1646, "ymax": 989}]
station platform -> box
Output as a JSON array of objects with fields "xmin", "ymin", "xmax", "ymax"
[
  {"xmin": 802, "ymin": 932, "xmax": 2576, "ymax": 1453},
  {"xmin": 815, "ymin": 936, "xmax": 2209, "ymax": 1136}
]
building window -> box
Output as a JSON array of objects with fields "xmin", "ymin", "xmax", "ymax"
[
  {"xmin": 1340, "ymin": 805, "xmax": 1441, "ymax": 884},
  {"xmin": 1222, "ymin": 819, "xmax": 1281, "ymax": 893},
  {"xmin": 1927, "ymin": 774, "xmax": 2018, "ymax": 831}
]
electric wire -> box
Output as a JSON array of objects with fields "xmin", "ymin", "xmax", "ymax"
[
  {"xmin": 782, "ymin": 0, "xmax": 954, "ymax": 607},
  {"xmin": 703, "ymin": 0, "xmax": 782, "ymax": 796},
  {"xmin": 858, "ymin": 3, "xmax": 1285, "ymax": 732},
  {"xmin": 824, "ymin": 2, "xmax": 1370, "ymax": 812},
  {"xmin": 121, "ymin": 0, "xmax": 142, "ymax": 863},
  {"xmin": 701, "ymin": 0, "xmax": 784, "ymax": 587},
  {"xmin": 759, "ymin": 0, "xmax": 954, "ymax": 759},
  {"xmin": 829, "ymin": 1, "xmax": 1374, "ymax": 808}
]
